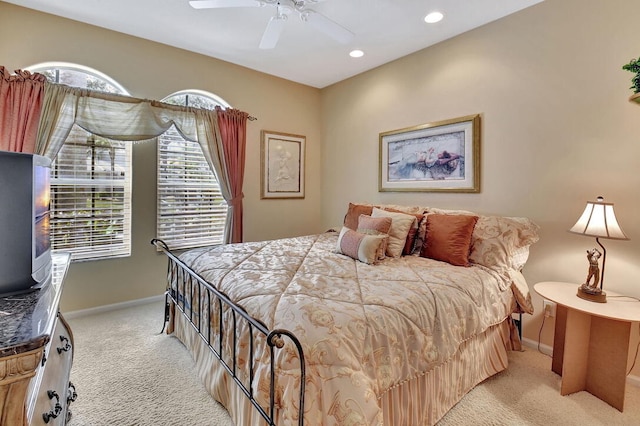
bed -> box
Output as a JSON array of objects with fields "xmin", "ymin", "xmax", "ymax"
[{"xmin": 153, "ymin": 203, "xmax": 539, "ymax": 426}]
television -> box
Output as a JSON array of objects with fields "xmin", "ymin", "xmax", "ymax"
[{"xmin": 0, "ymin": 150, "xmax": 52, "ymax": 296}]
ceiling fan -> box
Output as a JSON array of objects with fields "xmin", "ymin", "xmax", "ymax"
[{"xmin": 189, "ymin": 0, "xmax": 355, "ymax": 49}]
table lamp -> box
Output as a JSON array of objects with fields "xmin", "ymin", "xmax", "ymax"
[{"xmin": 568, "ymin": 196, "xmax": 629, "ymax": 303}]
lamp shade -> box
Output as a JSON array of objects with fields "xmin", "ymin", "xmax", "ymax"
[{"xmin": 569, "ymin": 196, "xmax": 629, "ymax": 240}]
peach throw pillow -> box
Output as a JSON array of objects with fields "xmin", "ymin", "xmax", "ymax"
[
  {"xmin": 344, "ymin": 203, "xmax": 374, "ymax": 230},
  {"xmin": 420, "ymin": 214, "xmax": 478, "ymax": 266}
]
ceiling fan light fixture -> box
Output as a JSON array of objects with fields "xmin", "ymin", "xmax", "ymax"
[
  {"xmin": 424, "ymin": 11, "xmax": 444, "ymax": 24},
  {"xmin": 349, "ymin": 49, "xmax": 364, "ymax": 58},
  {"xmin": 191, "ymin": 0, "xmax": 355, "ymax": 48}
]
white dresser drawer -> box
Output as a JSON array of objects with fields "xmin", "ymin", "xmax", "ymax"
[{"xmin": 31, "ymin": 314, "xmax": 75, "ymax": 426}]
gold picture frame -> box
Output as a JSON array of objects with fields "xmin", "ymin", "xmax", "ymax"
[
  {"xmin": 379, "ymin": 114, "xmax": 481, "ymax": 192},
  {"xmin": 261, "ymin": 130, "xmax": 306, "ymax": 199}
]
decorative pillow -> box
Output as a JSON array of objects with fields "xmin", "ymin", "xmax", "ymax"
[
  {"xmin": 378, "ymin": 204, "xmax": 424, "ymax": 215},
  {"xmin": 412, "ymin": 210, "xmax": 430, "ymax": 255},
  {"xmin": 429, "ymin": 207, "xmax": 475, "ymax": 216},
  {"xmin": 343, "ymin": 203, "xmax": 373, "ymax": 230},
  {"xmin": 384, "ymin": 208, "xmax": 424, "ymax": 255},
  {"xmin": 420, "ymin": 214, "xmax": 478, "ymax": 266},
  {"xmin": 510, "ymin": 245, "xmax": 531, "ymax": 271},
  {"xmin": 468, "ymin": 215, "xmax": 540, "ymax": 272},
  {"xmin": 335, "ymin": 227, "xmax": 387, "ymax": 264},
  {"xmin": 371, "ymin": 207, "xmax": 415, "ymax": 258},
  {"xmin": 357, "ymin": 214, "xmax": 392, "ymax": 260},
  {"xmin": 509, "ymin": 269, "xmax": 534, "ymax": 314},
  {"xmin": 344, "ymin": 203, "xmax": 428, "ymax": 253}
]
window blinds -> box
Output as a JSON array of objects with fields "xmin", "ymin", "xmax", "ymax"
[
  {"xmin": 157, "ymin": 126, "xmax": 227, "ymax": 250},
  {"xmin": 50, "ymin": 125, "xmax": 132, "ymax": 261}
]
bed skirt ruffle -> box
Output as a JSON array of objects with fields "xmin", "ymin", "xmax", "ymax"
[{"xmin": 380, "ymin": 318, "xmax": 513, "ymax": 425}]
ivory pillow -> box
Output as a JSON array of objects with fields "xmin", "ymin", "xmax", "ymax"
[
  {"xmin": 371, "ymin": 207, "xmax": 415, "ymax": 258},
  {"xmin": 336, "ymin": 227, "xmax": 387, "ymax": 264},
  {"xmin": 384, "ymin": 208, "xmax": 424, "ymax": 255},
  {"xmin": 468, "ymin": 215, "xmax": 540, "ymax": 272}
]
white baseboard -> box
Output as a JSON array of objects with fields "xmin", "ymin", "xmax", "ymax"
[
  {"xmin": 63, "ymin": 294, "xmax": 164, "ymax": 320},
  {"xmin": 522, "ymin": 337, "xmax": 553, "ymax": 357},
  {"xmin": 521, "ymin": 337, "xmax": 640, "ymax": 388}
]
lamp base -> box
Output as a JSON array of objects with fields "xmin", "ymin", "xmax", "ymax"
[{"xmin": 577, "ymin": 285, "xmax": 607, "ymax": 303}]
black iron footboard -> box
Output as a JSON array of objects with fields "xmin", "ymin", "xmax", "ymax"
[{"xmin": 151, "ymin": 239, "xmax": 306, "ymax": 426}]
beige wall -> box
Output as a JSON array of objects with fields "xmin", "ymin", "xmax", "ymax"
[
  {"xmin": 320, "ymin": 0, "xmax": 640, "ymax": 370},
  {"xmin": 0, "ymin": 3, "xmax": 324, "ymax": 312}
]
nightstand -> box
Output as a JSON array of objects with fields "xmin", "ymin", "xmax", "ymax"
[{"xmin": 534, "ymin": 281, "xmax": 640, "ymax": 411}]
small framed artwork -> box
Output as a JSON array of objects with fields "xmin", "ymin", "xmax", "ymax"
[
  {"xmin": 379, "ymin": 114, "xmax": 481, "ymax": 193},
  {"xmin": 261, "ymin": 130, "xmax": 305, "ymax": 199}
]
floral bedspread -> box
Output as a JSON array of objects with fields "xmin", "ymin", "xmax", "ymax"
[{"xmin": 176, "ymin": 231, "xmax": 515, "ymax": 425}]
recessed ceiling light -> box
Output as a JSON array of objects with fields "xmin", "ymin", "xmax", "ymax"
[
  {"xmin": 349, "ymin": 49, "xmax": 364, "ymax": 58},
  {"xmin": 424, "ymin": 11, "xmax": 444, "ymax": 24}
]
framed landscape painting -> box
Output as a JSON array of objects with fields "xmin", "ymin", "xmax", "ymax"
[
  {"xmin": 261, "ymin": 130, "xmax": 305, "ymax": 199},
  {"xmin": 379, "ymin": 114, "xmax": 481, "ymax": 192}
]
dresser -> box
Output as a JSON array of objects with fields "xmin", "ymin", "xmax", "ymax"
[{"xmin": 0, "ymin": 253, "xmax": 75, "ymax": 425}]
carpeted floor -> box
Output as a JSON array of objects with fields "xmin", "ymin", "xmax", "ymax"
[{"xmin": 66, "ymin": 300, "xmax": 640, "ymax": 426}]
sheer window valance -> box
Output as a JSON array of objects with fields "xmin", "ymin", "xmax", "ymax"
[
  {"xmin": 34, "ymin": 80, "xmax": 249, "ymax": 243},
  {"xmin": 36, "ymin": 82, "xmax": 221, "ymax": 162}
]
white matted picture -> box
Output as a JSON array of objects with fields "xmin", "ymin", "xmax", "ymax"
[
  {"xmin": 261, "ymin": 130, "xmax": 305, "ymax": 199},
  {"xmin": 379, "ymin": 114, "xmax": 481, "ymax": 193}
]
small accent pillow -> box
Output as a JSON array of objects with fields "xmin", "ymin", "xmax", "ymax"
[
  {"xmin": 371, "ymin": 207, "xmax": 416, "ymax": 258},
  {"xmin": 344, "ymin": 203, "xmax": 374, "ymax": 230},
  {"xmin": 384, "ymin": 208, "xmax": 424, "ymax": 255},
  {"xmin": 420, "ymin": 214, "xmax": 479, "ymax": 266},
  {"xmin": 357, "ymin": 214, "xmax": 392, "ymax": 260},
  {"xmin": 336, "ymin": 227, "xmax": 387, "ymax": 264}
]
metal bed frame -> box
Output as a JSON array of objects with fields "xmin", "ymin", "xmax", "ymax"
[{"xmin": 151, "ymin": 239, "xmax": 306, "ymax": 426}]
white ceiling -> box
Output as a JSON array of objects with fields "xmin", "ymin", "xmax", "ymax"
[{"xmin": 4, "ymin": 0, "xmax": 542, "ymax": 88}]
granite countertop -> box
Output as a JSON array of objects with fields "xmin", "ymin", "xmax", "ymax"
[{"xmin": 0, "ymin": 253, "xmax": 71, "ymax": 357}]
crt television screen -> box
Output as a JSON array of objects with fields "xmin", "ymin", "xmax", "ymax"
[{"xmin": 34, "ymin": 163, "xmax": 51, "ymax": 258}]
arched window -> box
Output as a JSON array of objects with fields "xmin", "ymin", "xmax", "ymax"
[
  {"xmin": 28, "ymin": 62, "xmax": 132, "ymax": 261},
  {"xmin": 157, "ymin": 90, "xmax": 229, "ymax": 249}
]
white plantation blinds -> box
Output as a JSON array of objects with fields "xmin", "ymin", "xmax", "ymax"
[
  {"xmin": 157, "ymin": 126, "xmax": 227, "ymax": 249},
  {"xmin": 50, "ymin": 126, "xmax": 132, "ymax": 260},
  {"xmin": 157, "ymin": 91, "xmax": 229, "ymax": 250},
  {"xmin": 30, "ymin": 63, "xmax": 133, "ymax": 261}
]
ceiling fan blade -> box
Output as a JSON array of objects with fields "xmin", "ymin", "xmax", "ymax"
[
  {"xmin": 259, "ymin": 16, "xmax": 286, "ymax": 49},
  {"xmin": 189, "ymin": 0, "xmax": 262, "ymax": 9},
  {"xmin": 302, "ymin": 10, "xmax": 354, "ymax": 44}
]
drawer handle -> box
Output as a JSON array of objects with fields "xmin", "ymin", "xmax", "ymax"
[
  {"xmin": 57, "ymin": 335, "xmax": 72, "ymax": 354},
  {"xmin": 42, "ymin": 390, "xmax": 62, "ymax": 423},
  {"xmin": 67, "ymin": 382, "xmax": 78, "ymax": 404}
]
